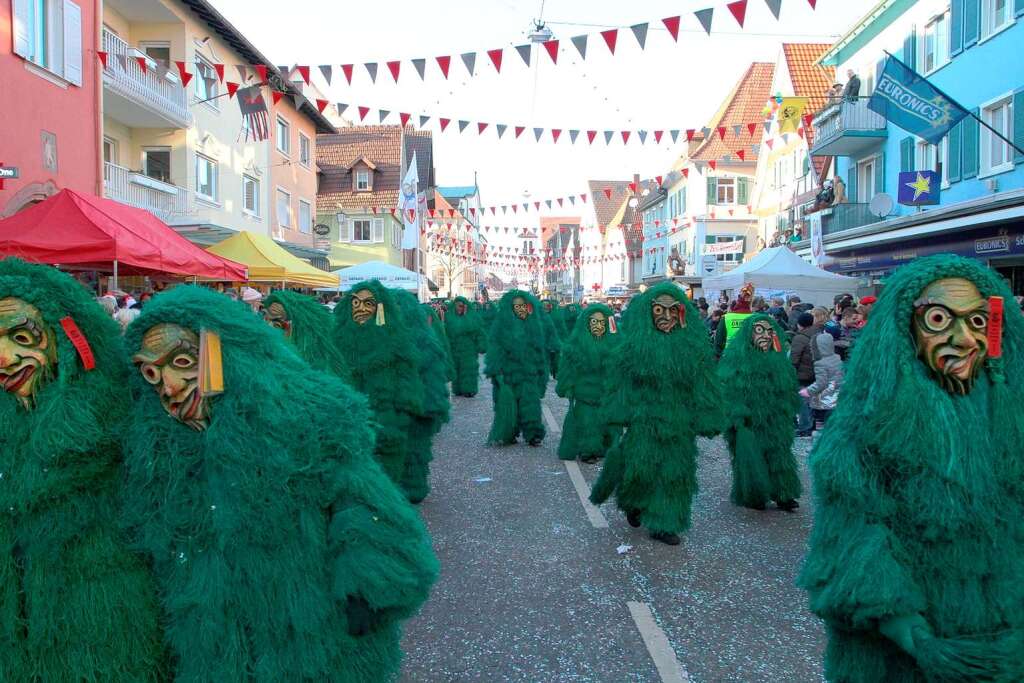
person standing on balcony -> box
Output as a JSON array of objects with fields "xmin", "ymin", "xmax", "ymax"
[{"xmin": 842, "ymin": 69, "xmax": 861, "ymax": 102}]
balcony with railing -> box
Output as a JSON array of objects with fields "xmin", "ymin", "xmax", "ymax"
[
  {"xmin": 810, "ymin": 98, "xmax": 887, "ymax": 157},
  {"xmin": 104, "ymin": 162, "xmax": 193, "ymax": 223},
  {"xmin": 101, "ymin": 29, "xmax": 191, "ymax": 129},
  {"xmin": 806, "ymin": 202, "xmax": 880, "ymax": 238}
]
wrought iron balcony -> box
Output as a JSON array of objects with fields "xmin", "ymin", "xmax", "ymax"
[
  {"xmin": 807, "ymin": 202, "xmax": 879, "ymax": 237},
  {"xmin": 101, "ymin": 29, "xmax": 191, "ymax": 129},
  {"xmin": 810, "ymin": 98, "xmax": 887, "ymax": 157}
]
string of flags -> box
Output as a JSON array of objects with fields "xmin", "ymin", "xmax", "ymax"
[{"xmin": 95, "ymin": 0, "xmax": 818, "ymax": 92}]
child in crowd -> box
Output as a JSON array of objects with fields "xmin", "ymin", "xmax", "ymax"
[{"xmin": 799, "ymin": 332, "xmax": 843, "ymax": 434}]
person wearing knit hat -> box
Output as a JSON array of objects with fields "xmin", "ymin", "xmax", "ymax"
[
  {"xmin": 715, "ymin": 282, "xmax": 756, "ymax": 356},
  {"xmin": 859, "ymin": 295, "xmax": 877, "ymax": 320},
  {"xmin": 800, "ymin": 255, "xmax": 1024, "ymax": 681}
]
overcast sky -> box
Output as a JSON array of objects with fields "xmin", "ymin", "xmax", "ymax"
[{"xmin": 210, "ymin": 0, "xmax": 866, "ymax": 238}]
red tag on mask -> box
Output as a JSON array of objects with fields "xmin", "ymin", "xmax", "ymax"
[
  {"xmin": 677, "ymin": 306, "xmax": 686, "ymax": 327},
  {"xmin": 988, "ymin": 296, "xmax": 1004, "ymax": 358},
  {"xmin": 60, "ymin": 316, "xmax": 96, "ymax": 371},
  {"xmin": 772, "ymin": 333, "xmax": 782, "ymax": 353},
  {"xmin": 609, "ymin": 317, "xmax": 618, "ymax": 334},
  {"xmin": 526, "ymin": 303, "xmax": 533, "ymax": 314}
]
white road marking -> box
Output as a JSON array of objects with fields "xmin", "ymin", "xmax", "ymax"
[
  {"xmin": 627, "ymin": 601, "xmax": 690, "ymax": 683},
  {"xmin": 563, "ymin": 460, "xmax": 609, "ymax": 528},
  {"xmin": 542, "ymin": 402, "xmax": 561, "ymax": 434}
]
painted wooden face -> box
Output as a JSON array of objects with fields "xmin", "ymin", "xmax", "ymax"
[
  {"xmin": 133, "ymin": 324, "xmax": 210, "ymax": 431},
  {"xmin": 264, "ymin": 301, "xmax": 291, "ymax": 336},
  {"xmin": 913, "ymin": 278, "xmax": 989, "ymax": 395},
  {"xmin": 455, "ymin": 301, "xmax": 467, "ymax": 316},
  {"xmin": 512, "ymin": 297, "xmax": 530, "ymax": 320},
  {"xmin": 0, "ymin": 298, "xmax": 55, "ymax": 409},
  {"xmin": 588, "ymin": 311, "xmax": 607, "ymax": 338},
  {"xmin": 651, "ymin": 294, "xmax": 684, "ymax": 334},
  {"xmin": 752, "ymin": 319, "xmax": 777, "ymax": 352},
  {"xmin": 351, "ymin": 289, "xmax": 378, "ymax": 325}
]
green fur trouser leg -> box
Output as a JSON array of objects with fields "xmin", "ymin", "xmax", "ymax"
[
  {"xmin": 729, "ymin": 426, "xmax": 801, "ymax": 508},
  {"xmin": 558, "ymin": 400, "xmax": 612, "ymax": 460},
  {"xmin": 452, "ymin": 352, "xmax": 480, "ymax": 395},
  {"xmin": 401, "ymin": 419, "xmax": 435, "ymax": 504},
  {"xmin": 515, "ymin": 382, "xmax": 545, "ymax": 443}
]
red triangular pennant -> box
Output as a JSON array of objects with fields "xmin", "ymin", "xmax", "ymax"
[
  {"xmin": 587, "ymin": 130, "xmax": 598, "ymax": 145},
  {"xmin": 543, "ymin": 40, "xmax": 559, "ymax": 64},
  {"xmin": 600, "ymin": 29, "xmax": 618, "ymax": 54},
  {"xmin": 440, "ymin": 117, "xmax": 451, "ymax": 131},
  {"xmin": 226, "ymin": 81, "xmax": 239, "ymax": 99},
  {"xmin": 654, "ymin": 130, "xmax": 664, "ymax": 143},
  {"xmin": 487, "ymin": 48, "xmax": 503, "ymax": 72},
  {"xmin": 478, "ymin": 122, "xmax": 489, "ymax": 134},
  {"xmin": 174, "ymin": 60, "xmax": 193, "ymax": 87},
  {"xmin": 551, "ymin": 129, "xmax": 562, "ymax": 143},
  {"xmin": 727, "ymin": 0, "xmax": 748, "ymax": 27},
  {"xmin": 316, "ymin": 99, "xmax": 328, "ymax": 113},
  {"xmin": 747, "ymin": 122, "xmax": 757, "ymax": 136},
  {"xmin": 214, "ymin": 63, "xmax": 224, "ymax": 82},
  {"xmin": 655, "ymin": 175, "xmax": 663, "ymax": 186},
  {"xmin": 621, "ymin": 131, "xmax": 631, "ymax": 144},
  {"xmin": 686, "ymin": 129, "xmax": 695, "ymax": 142},
  {"xmin": 708, "ymin": 160, "xmax": 717, "ymax": 170},
  {"xmin": 682, "ymin": 168, "xmax": 689, "ymax": 179},
  {"xmin": 717, "ymin": 126, "xmax": 727, "ymax": 140},
  {"xmin": 358, "ymin": 106, "xmax": 370, "ymax": 121},
  {"xmin": 603, "ymin": 188, "xmax": 613, "ymax": 200},
  {"xmin": 807, "ymin": 0, "xmax": 817, "ymax": 8},
  {"xmin": 436, "ymin": 55, "xmax": 451, "ymax": 79},
  {"xmin": 386, "ymin": 60, "xmax": 401, "ymax": 82},
  {"xmin": 580, "ymin": 194, "xmax": 588, "ymax": 203},
  {"xmin": 341, "ymin": 64, "xmax": 354, "ymax": 84},
  {"xmin": 295, "ymin": 65, "xmax": 310, "ymax": 85},
  {"xmin": 254, "ymin": 64, "xmax": 268, "ymax": 83},
  {"xmin": 736, "ymin": 149, "xmax": 745, "ymax": 161},
  {"xmin": 515, "ymin": 126, "xmax": 525, "ymax": 139},
  {"xmin": 400, "ymin": 112, "xmax": 411, "ymax": 127},
  {"xmin": 97, "ymin": 51, "xmax": 108, "ymax": 69},
  {"xmin": 134, "ymin": 56, "xmax": 148, "ymax": 74},
  {"xmin": 628, "ymin": 182, "xmax": 637, "ymax": 193},
  {"xmin": 662, "ymin": 16, "xmax": 681, "ymax": 42},
  {"xmin": 272, "ymin": 90, "xmax": 284, "ymax": 105}
]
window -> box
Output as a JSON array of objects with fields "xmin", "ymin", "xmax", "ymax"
[
  {"xmin": 716, "ymin": 177, "xmax": 736, "ymax": 205},
  {"xmin": 194, "ymin": 55, "xmax": 218, "ymax": 103},
  {"xmin": 922, "ymin": 10, "xmax": 950, "ymax": 73},
  {"xmin": 102, "ymin": 137, "xmax": 117, "ymax": 165},
  {"xmin": 298, "ymin": 200, "xmax": 311, "ymax": 234},
  {"xmin": 276, "ymin": 117, "xmax": 290, "ymax": 155},
  {"xmin": 138, "ymin": 41, "xmax": 170, "ymax": 67},
  {"xmin": 194, "ymin": 153, "xmax": 217, "ymax": 201},
  {"xmin": 981, "ymin": 96, "xmax": 1014, "ymax": 175},
  {"xmin": 276, "ymin": 189, "xmax": 291, "ymax": 227},
  {"xmin": 143, "ymin": 147, "xmax": 171, "ymax": 183},
  {"xmin": 916, "ymin": 138, "xmax": 950, "ymax": 187},
  {"xmin": 242, "ymin": 175, "xmax": 259, "ymax": 216},
  {"xmin": 12, "ymin": 0, "xmax": 83, "ymax": 85},
  {"xmin": 372, "ymin": 218, "xmax": 384, "ymax": 243},
  {"xmin": 299, "ymin": 133, "xmax": 311, "ymax": 167},
  {"xmin": 355, "ymin": 169, "xmax": 370, "ymax": 191},
  {"xmin": 857, "ymin": 158, "xmax": 877, "ymax": 203},
  {"xmin": 982, "ymin": 0, "xmax": 1013, "ymax": 40},
  {"xmin": 353, "ymin": 219, "xmax": 371, "ymax": 242}
]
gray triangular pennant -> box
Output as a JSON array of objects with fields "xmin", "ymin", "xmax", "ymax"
[
  {"xmin": 670, "ymin": 130, "xmax": 680, "ymax": 143},
  {"xmin": 763, "ymin": 0, "xmax": 782, "ymax": 20},
  {"xmin": 496, "ymin": 124, "xmax": 507, "ymax": 138},
  {"xmin": 694, "ymin": 160, "xmax": 707, "ymax": 174},
  {"xmin": 516, "ymin": 44, "xmax": 532, "ymax": 66},
  {"xmin": 638, "ymin": 130, "xmax": 648, "ymax": 144},
  {"xmin": 701, "ymin": 126, "xmax": 712, "ymax": 139},
  {"xmin": 733, "ymin": 124, "xmax": 742, "ymax": 137},
  {"xmin": 412, "ymin": 58, "xmax": 426, "ymax": 80},
  {"xmin": 116, "ymin": 54, "xmax": 128, "ymax": 71},
  {"xmin": 569, "ymin": 129, "xmax": 579, "ymax": 144},
  {"xmin": 379, "ymin": 109, "xmax": 390, "ymax": 123},
  {"xmin": 236, "ymin": 64, "xmax": 249, "ymax": 81},
  {"xmin": 319, "ymin": 65, "xmax": 332, "ymax": 84},
  {"xmin": 763, "ymin": 121, "xmax": 772, "ymax": 134},
  {"xmin": 533, "ymin": 127, "xmax": 544, "ymax": 141},
  {"xmin": 458, "ymin": 120, "xmax": 469, "ymax": 132},
  {"xmin": 571, "ymin": 35, "xmax": 588, "ymax": 59},
  {"xmin": 569, "ymin": 195, "xmax": 576, "ymax": 205},
  {"xmin": 604, "ymin": 130, "xmax": 614, "ymax": 144},
  {"xmin": 419, "ymin": 115, "xmax": 430, "ymax": 127},
  {"xmin": 722, "ymin": 154, "xmax": 733, "ymax": 163},
  {"xmin": 695, "ymin": 8, "xmax": 714, "ymax": 35},
  {"xmin": 630, "ymin": 23, "xmax": 649, "ymax": 50},
  {"xmin": 751, "ymin": 143, "xmax": 761, "ymax": 155},
  {"xmin": 545, "ymin": 200, "xmax": 553, "ymax": 209},
  {"xmin": 336, "ymin": 102, "xmax": 349, "ymax": 116},
  {"xmin": 276, "ymin": 65, "xmax": 291, "ymax": 80},
  {"xmin": 292, "ymin": 94, "xmax": 303, "ymax": 111},
  {"xmin": 461, "ymin": 52, "xmax": 476, "ymax": 75},
  {"xmin": 364, "ymin": 62, "xmax": 378, "ymax": 82}
]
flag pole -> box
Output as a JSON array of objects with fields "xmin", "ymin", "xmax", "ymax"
[{"xmin": 882, "ymin": 51, "xmax": 1024, "ymax": 156}]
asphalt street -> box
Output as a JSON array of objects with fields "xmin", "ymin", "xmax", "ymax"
[{"xmin": 400, "ymin": 376, "xmax": 824, "ymax": 683}]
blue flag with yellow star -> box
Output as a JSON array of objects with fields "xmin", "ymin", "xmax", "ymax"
[
  {"xmin": 898, "ymin": 170, "xmax": 941, "ymax": 205},
  {"xmin": 868, "ymin": 54, "xmax": 969, "ymax": 145}
]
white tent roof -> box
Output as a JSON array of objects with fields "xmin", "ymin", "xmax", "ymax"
[
  {"xmin": 702, "ymin": 247, "xmax": 858, "ymax": 301},
  {"xmin": 315, "ymin": 260, "xmax": 420, "ymax": 292}
]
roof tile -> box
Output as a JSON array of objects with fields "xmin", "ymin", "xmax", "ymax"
[
  {"xmin": 692, "ymin": 62, "xmax": 775, "ymax": 162},
  {"xmin": 317, "ymin": 125, "xmax": 403, "ymax": 212}
]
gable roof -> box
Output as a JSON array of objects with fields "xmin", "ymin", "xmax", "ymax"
[
  {"xmin": 405, "ymin": 128, "xmax": 434, "ymax": 192},
  {"xmin": 782, "ymin": 43, "xmax": 835, "ymax": 114},
  {"xmin": 587, "ymin": 180, "xmax": 630, "ymax": 228},
  {"xmin": 317, "ymin": 125, "xmax": 403, "ymax": 211},
  {"xmin": 691, "ymin": 62, "xmax": 775, "ymax": 162}
]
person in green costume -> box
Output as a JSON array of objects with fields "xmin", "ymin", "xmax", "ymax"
[
  {"xmin": 561, "ymin": 302, "xmax": 582, "ymax": 334},
  {"xmin": 800, "ymin": 254, "xmax": 1024, "ymax": 682},
  {"xmin": 539, "ymin": 298, "xmax": 564, "ymax": 378},
  {"xmin": 556, "ymin": 303, "xmax": 621, "ymax": 463},
  {"xmin": 590, "ymin": 282, "xmax": 723, "ymax": 545},
  {"xmin": 393, "ymin": 290, "xmax": 451, "ymax": 504},
  {"xmin": 0, "ymin": 258, "xmax": 162, "ymax": 681},
  {"xmin": 485, "ymin": 289, "xmax": 548, "ymax": 446},
  {"xmin": 264, "ymin": 289, "xmax": 351, "ymax": 380},
  {"xmin": 332, "ymin": 280, "xmax": 426, "ymax": 485},
  {"xmin": 423, "ymin": 302, "xmax": 455, "ymax": 382},
  {"xmin": 122, "ymin": 286, "xmax": 438, "ymax": 682},
  {"xmin": 446, "ymin": 295, "xmax": 486, "ymax": 397},
  {"xmin": 480, "ymin": 299, "xmax": 496, "ymax": 330},
  {"xmin": 717, "ymin": 314, "xmax": 801, "ymax": 511}
]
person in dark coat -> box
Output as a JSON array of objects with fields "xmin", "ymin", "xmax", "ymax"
[{"xmin": 790, "ymin": 312, "xmax": 821, "ymax": 437}]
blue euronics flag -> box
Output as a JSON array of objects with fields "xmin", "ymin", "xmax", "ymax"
[
  {"xmin": 868, "ymin": 55, "xmax": 969, "ymax": 145},
  {"xmin": 897, "ymin": 170, "xmax": 941, "ymax": 206}
]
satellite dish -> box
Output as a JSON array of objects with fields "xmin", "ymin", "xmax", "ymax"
[{"xmin": 869, "ymin": 193, "xmax": 895, "ymax": 219}]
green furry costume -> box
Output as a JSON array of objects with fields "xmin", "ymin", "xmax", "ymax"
[
  {"xmin": 717, "ymin": 314, "xmax": 801, "ymax": 510},
  {"xmin": 799, "ymin": 255, "xmax": 1024, "ymax": 682},
  {"xmin": 264, "ymin": 290, "xmax": 351, "ymax": 380},
  {"xmin": 485, "ymin": 289, "xmax": 548, "ymax": 446},
  {"xmin": 555, "ymin": 303, "xmax": 621, "ymax": 461},
  {"xmin": 332, "ymin": 280, "xmax": 426, "ymax": 485},
  {"xmin": 445, "ymin": 296, "xmax": 486, "ymax": 397},
  {"xmin": 423, "ymin": 303, "xmax": 455, "ymax": 382},
  {"xmin": 560, "ymin": 302, "xmax": 582, "ymax": 334},
  {"xmin": 0, "ymin": 258, "xmax": 162, "ymax": 681},
  {"xmin": 590, "ymin": 282, "xmax": 723, "ymax": 537},
  {"xmin": 122, "ymin": 286, "xmax": 438, "ymax": 682},
  {"xmin": 539, "ymin": 299, "xmax": 564, "ymax": 378},
  {"xmin": 394, "ymin": 290, "xmax": 451, "ymax": 504},
  {"xmin": 481, "ymin": 300, "xmax": 496, "ymax": 330}
]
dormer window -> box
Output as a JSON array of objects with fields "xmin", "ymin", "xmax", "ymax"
[{"xmin": 356, "ymin": 169, "xmax": 370, "ymax": 191}]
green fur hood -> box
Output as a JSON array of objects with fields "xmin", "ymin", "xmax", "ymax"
[
  {"xmin": 264, "ymin": 290, "xmax": 351, "ymax": 380},
  {"xmin": 484, "ymin": 289, "xmax": 548, "ymax": 384}
]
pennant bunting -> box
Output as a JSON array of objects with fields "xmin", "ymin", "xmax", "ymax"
[
  {"xmin": 379, "ymin": 109, "xmax": 390, "ymax": 123},
  {"xmin": 419, "ymin": 115, "xmax": 430, "ymax": 127},
  {"xmin": 235, "ymin": 64, "xmax": 248, "ymax": 82},
  {"xmin": 515, "ymin": 44, "xmax": 532, "ymax": 67},
  {"xmin": 226, "ymin": 81, "xmax": 239, "ymax": 98},
  {"xmin": 670, "ymin": 130, "xmax": 680, "ymax": 143},
  {"xmin": 214, "ymin": 63, "xmax": 224, "ymax": 82},
  {"xmin": 733, "ymin": 124, "xmax": 742, "ymax": 137},
  {"xmin": 569, "ymin": 129, "xmax": 579, "ymax": 144},
  {"xmin": 487, "ymin": 48, "xmax": 503, "ymax": 72},
  {"xmin": 440, "ymin": 117, "xmax": 451, "ymax": 131},
  {"xmin": 364, "ymin": 62, "xmax": 378, "ymax": 82},
  {"xmin": 458, "ymin": 120, "xmax": 469, "ymax": 132},
  {"xmin": 461, "ymin": 52, "xmax": 476, "ymax": 75},
  {"xmin": 341, "ymin": 64, "xmax": 354, "ymax": 84},
  {"xmin": 478, "ymin": 122, "xmax": 489, "ymax": 134},
  {"xmin": 747, "ymin": 122, "xmax": 757, "ymax": 136},
  {"xmin": 400, "ymin": 112, "xmax": 411, "ymax": 127},
  {"xmin": 653, "ymin": 130, "xmax": 664, "ymax": 143},
  {"xmin": 686, "ymin": 129, "xmax": 695, "ymax": 142},
  {"xmin": 727, "ymin": 0, "xmax": 748, "ymax": 27},
  {"xmin": 708, "ymin": 160, "xmax": 717, "ymax": 170},
  {"xmin": 533, "ymin": 127, "xmax": 544, "ymax": 142},
  {"xmin": 600, "ymin": 29, "xmax": 619, "ymax": 54},
  {"xmin": 763, "ymin": 0, "xmax": 782, "ymax": 19},
  {"xmin": 336, "ymin": 102, "xmax": 349, "ymax": 116},
  {"xmin": 580, "ymin": 194, "xmax": 588, "ymax": 203},
  {"xmin": 436, "ymin": 55, "xmax": 451, "ymax": 79},
  {"xmin": 386, "ymin": 60, "xmax": 401, "ymax": 82},
  {"xmin": 515, "ymin": 126, "xmax": 525, "ymax": 138},
  {"xmin": 543, "ymin": 40, "xmax": 559, "ymax": 64},
  {"xmin": 571, "ymin": 35, "xmax": 588, "ymax": 59},
  {"xmin": 295, "ymin": 65, "xmax": 310, "ymax": 85},
  {"xmin": 630, "ymin": 23, "xmax": 649, "ymax": 49},
  {"xmin": 358, "ymin": 106, "xmax": 370, "ymax": 121},
  {"xmin": 587, "ymin": 130, "xmax": 597, "ymax": 144},
  {"xmin": 496, "ymin": 124, "xmax": 507, "ymax": 138},
  {"xmin": 662, "ymin": 16, "xmax": 681, "ymax": 41},
  {"xmin": 272, "ymin": 90, "xmax": 285, "ymax": 106},
  {"xmin": 97, "ymin": 51, "xmax": 108, "ymax": 69},
  {"xmin": 695, "ymin": 8, "xmax": 714, "ymax": 34},
  {"xmin": 316, "ymin": 98, "xmax": 328, "ymax": 113},
  {"xmin": 551, "ymin": 129, "xmax": 562, "ymax": 143},
  {"xmin": 319, "ymin": 64, "xmax": 333, "ymax": 84},
  {"xmin": 134, "ymin": 56, "xmax": 148, "ymax": 74},
  {"xmin": 736, "ymin": 149, "xmax": 746, "ymax": 161},
  {"xmin": 717, "ymin": 126, "xmax": 727, "ymax": 140},
  {"xmin": 174, "ymin": 60, "xmax": 192, "ymax": 87},
  {"xmin": 638, "ymin": 130, "xmax": 648, "ymax": 144},
  {"xmin": 604, "ymin": 131, "xmax": 614, "ymax": 145},
  {"xmin": 409, "ymin": 58, "xmax": 426, "ymax": 81}
]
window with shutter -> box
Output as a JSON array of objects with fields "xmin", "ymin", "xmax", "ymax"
[
  {"xmin": 1017, "ymin": 0, "xmax": 1024, "ymax": 17},
  {"xmin": 12, "ymin": 0, "xmax": 32, "ymax": 59},
  {"xmin": 901, "ymin": 137, "xmax": 915, "ymax": 172},
  {"xmin": 875, "ymin": 153, "xmax": 885, "ymax": 194},
  {"xmin": 1013, "ymin": 89, "xmax": 1024, "ymax": 164},
  {"xmin": 948, "ymin": 122, "xmax": 963, "ymax": 182},
  {"xmin": 299, "ymin": 201, "xmax": 311, "ymax": 234},
  {"xmin": 951, "ymin": 0, "xmax": 964, "ymax": 55},
  {"xmin": 737, "ymin": 177, "xmax": 750, "ymax": 205},
  {"xmin": 847, "ymin": 164, "xmax": 858, "ymax": 205},
  {"xmin": 903, "ymin": 27, "xmax": 917, "ymax": 71},
  {"xmin": 62, "ymin": 0, "xmax": 81, "ymax": 86},
  {"xmin": 963, "ymin": 0, "xmax": 980, "ymax": 47},
  {"xmin": 706, "ymin": 177, "xmax": 718, "ymax": 205},
  {"xmin": 337, "ymin": 215, "xmax": 350, "ymax": 242},
  {"xmin": 963, "ymin": 109, "xmax": 980, "ymax": 178},
  {"xmin": 242, "ymin": 175, "xmax": 259, "ymax": 216},
  {"xmin": 372, "ymin": 219, "xmax": 384, "ymax": 243}
]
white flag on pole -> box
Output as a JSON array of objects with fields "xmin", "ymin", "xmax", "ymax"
[{"xmin": 400, "ymin": 152, "xmax": 419, "ymax": 249}]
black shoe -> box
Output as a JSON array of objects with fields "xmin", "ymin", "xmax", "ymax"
[
  {"xmin": 796, "ymin": 430, "xmax": 813, "ymax": 438},
  {"xmin": 528, "ymin": 437, "xmax": 543, "ymax": 447},
  {"xmin": 777, "ymin": 499, "xmax": 800, "ymax": 512},
  {"xmin": 580, "ymin": 454, "xmax": 599, "ymax": 464},
  {"xmin": 650, "ymin": 531, "xmax": 681, "ymax": 546},
  {"xmin": 751, "ymin": 502, "xmax": 767, "ymax": 511},
  {"xmin": 467, "ymin": 392, "xmax": 476, "ymax": 397},
  {"xmin": 626, "ymin": 509, "xmax": 642, "ymax": 528}
]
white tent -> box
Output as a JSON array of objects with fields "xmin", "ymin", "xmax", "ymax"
[
  {"xmin": 701, "ymin": 247, "xmax": 858, "ymax": 306},
  {"xmin": 315, "ymin": 260, "xmax": 420, "ymax": 292}
]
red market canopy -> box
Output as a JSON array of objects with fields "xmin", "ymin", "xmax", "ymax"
[{"xmin": 0, "ymin": 189, "xmax": 247, "ymax": 280}]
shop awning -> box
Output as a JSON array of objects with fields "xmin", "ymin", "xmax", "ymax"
[
  {"xmin": 206, "ymin": 230, "xmax": 339, "ymax": 288},
  {"xmin": 0, "ymin": 189, "xmax": 247, "ymax": 280}
]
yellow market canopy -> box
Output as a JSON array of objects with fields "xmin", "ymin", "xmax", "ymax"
[{"xmin": 206, "ymin": 231, "xmax": 339, "ymax": 288}]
